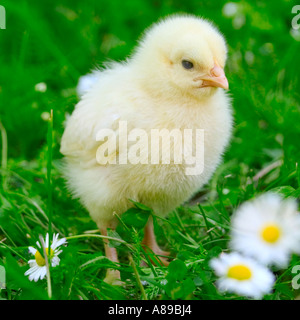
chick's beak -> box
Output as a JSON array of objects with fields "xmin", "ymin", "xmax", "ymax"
[{"xmin": 195, "ymin": 62, "xmax": 229, "ymax": 90}]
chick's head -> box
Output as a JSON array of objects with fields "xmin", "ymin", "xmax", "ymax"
[{"xmin": 132, "ymin": 15, "xmax": 229, "ymax": 100}]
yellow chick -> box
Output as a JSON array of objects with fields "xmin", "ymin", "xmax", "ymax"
[{"xmin": 60, "ymin": 14, "xmax": 232, "ymax": 282}]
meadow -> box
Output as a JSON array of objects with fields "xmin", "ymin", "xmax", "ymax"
[{"xmin": 0, "ymin": 0, "xmax": 300, "ymax": 300}]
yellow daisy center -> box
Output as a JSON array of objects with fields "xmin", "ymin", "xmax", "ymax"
[
  {"xmin": 34, "ymin": 248, "xmax": 54, "ymax": 267},
  {"xmin": 261, "ymin": 224, "xmax": 281, "ymax": 244},
  {"xmin": 227, "ymin": 264, "xmax": 252, "ymax": 281}
]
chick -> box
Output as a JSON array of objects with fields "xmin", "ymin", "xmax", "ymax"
[{"xmin": 60, "ymin": 14, "xmax": 232, "ymax": 282}]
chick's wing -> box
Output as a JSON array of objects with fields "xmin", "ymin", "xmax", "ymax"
[{"xmin": 60, "ymin": 100, "xmax": 137, "ymax": 167}]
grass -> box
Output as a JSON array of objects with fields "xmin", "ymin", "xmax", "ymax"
[{"xmin": 0, "ymin": 0, "xmax": 300, "ymax": 300}]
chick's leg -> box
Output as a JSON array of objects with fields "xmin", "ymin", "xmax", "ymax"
[
  {"xmin": 142, "ymin": 217, "xmax": 170, "ymax": 266},
  {"xmin": 100, "ymin": 226, "xmax": 122, "ymax": 285}
]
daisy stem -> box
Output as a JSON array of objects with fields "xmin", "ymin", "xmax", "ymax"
[
  {"xmin": 46, "ymin": 110, "xmax": 53, "ymax": 257},
  {"xmin": 39, "ymin": 235, "xmax": 52, "ymax": 299}
]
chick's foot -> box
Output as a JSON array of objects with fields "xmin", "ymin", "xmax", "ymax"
[
  {"xmin": 142, "ymin": 217, "xmax": 171, "ymax": 266},
  {"xmin": 100, "ymin": 226, "xmax": 124, "ymax": 285}
]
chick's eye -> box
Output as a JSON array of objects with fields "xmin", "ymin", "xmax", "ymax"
[{"xmin": 182, "ymin": 60, "xmax": 194, "ymax": 70}]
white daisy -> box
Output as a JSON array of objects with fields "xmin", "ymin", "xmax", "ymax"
[
  {"xmin": 230, "ymin": 193, "xmax": 300, "ymax": 268},
  {"xmin": 25, "ymin": 233, "xmax": 67, "ymax": 282},
  {"xmin": 34, "ymin": 82, "xmax": 47, "ymax": 93},
  {"xmin": 210, "ymin": 252, "xmax": 275, "ymax": 299}
]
